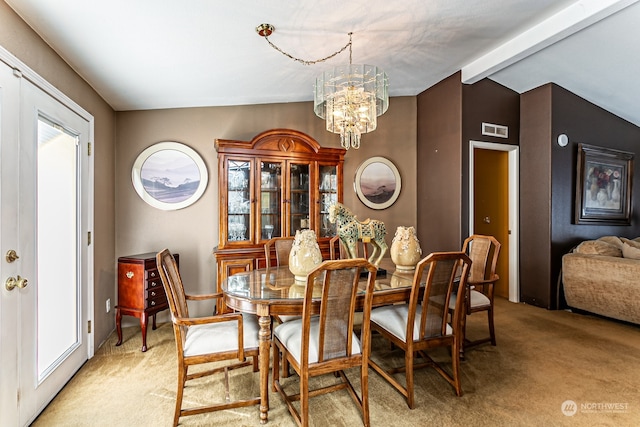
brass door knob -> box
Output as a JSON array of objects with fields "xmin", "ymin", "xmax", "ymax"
[
  {"xmin": 5, "ymin": 275, "xmax": 28, "ymax": 291},
  {"xmin": 6, "ymin": 250, "xmax": 19, "ymax": 263}
]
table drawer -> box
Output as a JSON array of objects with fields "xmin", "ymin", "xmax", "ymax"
[
  {"xmin": 146, "ymin": 268, "xmax": 160, "ymax": 281},
  {"xmin": 146, "ymin": 276, "xmax": 163, "ymax": 291},
  {"xmin": 146, "ymin": 292, "xmax": 168, "ymax": 309},
  {"xmin": 146, "ymin": 286, "xmax": 165, "ymax": 300}
]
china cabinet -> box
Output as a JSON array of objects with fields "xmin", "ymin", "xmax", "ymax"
[{"xmin": 213, "ymin": 129, "xmax": 345, "ymax": 311}]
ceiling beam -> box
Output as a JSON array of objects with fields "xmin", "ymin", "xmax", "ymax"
[{"xmin": 461, "ymin": 0, "xmax": 639, "ymax": 84}]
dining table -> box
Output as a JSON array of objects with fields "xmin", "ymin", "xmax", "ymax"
[{"xmin": 220, "ymin": 258, "xmax": 418, "ymax": 424}]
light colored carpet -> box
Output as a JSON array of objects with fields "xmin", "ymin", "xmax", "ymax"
[{"xmin": 33, "ymin": 298, "xmax": 640, "ymax": 426}]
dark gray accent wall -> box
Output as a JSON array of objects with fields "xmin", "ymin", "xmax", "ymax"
[
  {"xmin": 462, "ymin": 78, "xmax": 520, "ymax": 239},
  {"xmin": 521, "ymin": 83, "xmax": 640, "ymax": 309},
  {"xmin": 417, "ymin": 73, "xmax": 463, "ymax": 253},
  {"xmin": 417, "ymin": 73, "xmax": 520, "ymax": 252}
]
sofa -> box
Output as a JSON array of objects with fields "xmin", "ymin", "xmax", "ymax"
[{"xmin": 562, "ymin": 235, "xmax": 640, "ymax": 325}]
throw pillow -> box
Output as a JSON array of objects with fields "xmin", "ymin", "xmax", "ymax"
[
  {"xmin": 598, "ymin": 235, "xmax": 623, "ymax": 249},
  {"xmin": 575, "ymin": 240, "xmax": 622, "ymax": 257},
  {"xmin": 620, "ymin": 237, "xmax": 640, "ymax": 250},
  {"xmin": 622, "ymin": 242, "xmax": 640, "ymax": 260}
]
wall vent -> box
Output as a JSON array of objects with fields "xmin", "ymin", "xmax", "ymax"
[{"xmin": 482, "ymin": 122, "xmax": 508, "ymax": 138}]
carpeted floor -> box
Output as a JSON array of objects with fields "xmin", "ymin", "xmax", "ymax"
[{"xmin": 32, "ymin": 298, "xmax": 639, "ymax": 426}]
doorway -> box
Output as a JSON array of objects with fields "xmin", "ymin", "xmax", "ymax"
[
  {"xmin": 469, "ymin": 141, "xmax": 519, "ymax": 302},
  {"xmin": 0, "ymin": 51, "xmax": 94, "ymax": 426}
]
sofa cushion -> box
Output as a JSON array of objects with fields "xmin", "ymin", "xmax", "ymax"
[
  {"xmin": 622, "ymin": 242, "xmax": 640, "ymax": 259},
  {"xmin": 622, "ymin": 242, "xmax": 640, "ymax": 260},
  {"xmin": 621, "ymin": 237, "xmax": 640, "ymax": 248},
  {"xmin": 576, "ymin": 240, "xmax": 622, "ymax": 257},
  {"xmin": 597, "ymin": 235, "xmax": 623, "ymax": 249}
]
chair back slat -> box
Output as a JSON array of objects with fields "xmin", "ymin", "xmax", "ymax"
[
  {"xmin": 157, "ymin": 250, "xmax": 189, "ymax": 318},
  {"xmin": 408, "ymin": 253, "xmax": 471, "ymax": 341},
  {"xmin": 318, "ymin": 267, "xmax": 359, "ymax": 360},
  {"xmin": 303, "ymin": 259, "xmax": 377, "ymax": 365},
  {"xmin": 275, "ymin": 238, "xmax": 294, "ymax": 266},
  {"xmin": 463, "ymin": 235, "xmax": 501, "ymax": 282},
  {"xmin": 421, "ymin": 257, "xmax": 459, "ymax": 338},
  {"xmin": 467, "ymin": 238, "xmax": 491, "ymax": 281},
  {"xmin": 264, "ymin": 236, "xmax": 295, "ymax": 267},
  {"xmin": 157, "ymin": 249, "xmax": 190, "ymax": 345}
]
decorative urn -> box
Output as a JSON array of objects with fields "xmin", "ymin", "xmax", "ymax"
[
  {"xmin": 288, "ymin": 229, "xmax": 323, "ymax": 281},
  {"xmin": 390, "ymin": 226, "xmax": 422, "ymax": 271}
]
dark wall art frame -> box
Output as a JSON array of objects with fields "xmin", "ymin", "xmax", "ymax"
[{"xmin": 575, "ymin": 143, "xmax": 633, "ymax": 225}]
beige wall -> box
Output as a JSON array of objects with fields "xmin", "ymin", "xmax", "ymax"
[
  {"xmin": 2, "ymin": 0, "xmax": 416, "ymax": 341},
  {"xmin": 1, "ymin": 2, "xmax": 116, "ymax": 350},
  {"xmin": 116, "ymin": 97, "xmax": 417, "ymax": 315}
]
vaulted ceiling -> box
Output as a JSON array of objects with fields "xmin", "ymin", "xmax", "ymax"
[{"xmin": 6, "ymin": 0, "xmax": 640, "ymax": 127}]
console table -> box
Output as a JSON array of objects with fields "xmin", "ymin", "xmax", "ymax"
[{"xmin": 115, "ymin": 252, "xmax": 179, "ymax": 352}]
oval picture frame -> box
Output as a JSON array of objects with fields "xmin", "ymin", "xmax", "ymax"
[
  {"xmin": 132, "ymin": 141, "xmax": 208, "ymax": 210},
  {"xmin": 354, "ymin": 156, "xmax": 401, "ymax": 210}
]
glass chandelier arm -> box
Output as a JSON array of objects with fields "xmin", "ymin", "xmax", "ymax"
[{"xmin": 263, "ymin": 33, "xmax": 353, "ymax": 66}]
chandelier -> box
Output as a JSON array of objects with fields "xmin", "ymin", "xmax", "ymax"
[{"xmin": 256, "ymin": 24, "xmax": 389, "ymax": 149}]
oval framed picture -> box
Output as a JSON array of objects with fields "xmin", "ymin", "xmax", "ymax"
[
  {"xmin": 354, "ymin": 156, "xmax": 401, "ymax": 209},
  {"xmin": 132, "ymin": 141, "xmax": 208, "ymax": 210}
]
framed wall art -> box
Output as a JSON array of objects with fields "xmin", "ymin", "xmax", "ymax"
[
  {"xmin": 575, "ymin": 143, "xmax": 633, "ymax": 225},
  {"xmin": 132, "ymin": 141, "xmax": 208, "ymax": 210},
  {"xmin": 354, "ymin": 156, "xmax": 401, "ymax": 210}
]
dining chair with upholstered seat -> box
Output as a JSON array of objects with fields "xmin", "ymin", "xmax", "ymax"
[
  {"xmin": 368, "ymin": 251, "xmax": 471, "ymax": 408},
  {"xmin": 329, "ymin": 235, "xmax": 371, "ymax": 260},
  {"xmin": 448, "ymin": 234, "xmax": 501, "ymax": 358},
  {"xmin": 271, "ymin": 258, "xmax": 378, "ymax": 427},
  {"xmin": 264, "ymin": 236, "xmax": 295, "ymax": 268},
  {"xmin": 156, "ymin": 249, "xmax": 260, "ymax": 427}
]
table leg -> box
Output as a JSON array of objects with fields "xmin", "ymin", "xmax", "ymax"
[
  {"xmin": 115, "ymin": 307, "xmax": 123, "ymax": 346},
  {"xmin": 152, "ymin": 312, "xmax": 158, "ymax": 330},
  {"xmin": 140, "ymin": 312, "xmax": 148, "ymax": 352},
  {"xmin": 258, "ymin": 312, "xmax": 271, "ymax": 424}
]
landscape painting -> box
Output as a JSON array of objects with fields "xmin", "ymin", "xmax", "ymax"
[
  {"xmin": 141, "ymin": 149, "xmax": 200, "ymax": 203},
  {"xmin": 355, "ymin": 156, "xmax": 401, "ymax": 209},
  {"xmin": 132, "ymin": 141, "xmax": 208, "ymax": 210}
]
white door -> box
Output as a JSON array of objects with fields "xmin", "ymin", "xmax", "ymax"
[{"xmin": 0, "ymin": 56, "xmax": 93, "ymax": 426}]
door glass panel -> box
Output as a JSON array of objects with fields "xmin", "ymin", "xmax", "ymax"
[
  {"xmin": 37, "ymin": 116, "xmax": 80, "ymax": 381},
  {"xmin": 260, "ymin": 161, "xmax": 282, "ymax": 239},
  {"xmin": 319, "ymin": 165, "xmax": 338, "ymax": 237},
  {"xmin": 227, "ymin": 160, "xmax": 250, "ymax": 242},
  {"xmin": 289, "ymin": 163, "xmax": 310, "ymax": 235}
]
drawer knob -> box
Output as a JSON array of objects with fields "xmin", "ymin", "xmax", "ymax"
[
  {"xmin": 126, "ymin": 271, "xmax": 134, "ymax": 279},
  {"xmin": 151, "ymin": 291, "xmax": 156, "ymax": 296},
  {"xmin": 151, "ymin": 301, "xmax": 156, "ymax": 306},
  {"xmin": 150, "ymin": 271, "xmax": 156, "ymax": 277}
]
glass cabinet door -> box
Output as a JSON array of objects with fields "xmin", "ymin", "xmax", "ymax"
[
  {"xmin": 226, "ymin": 159, "xmax": 251, "ymax": 242},
  {"xmin": 319, "ymin": 165, "xmax": 338, "ymax": 237},
  {"xmin": 259, "ymin": 161, "xmax": 282, "ymax": 240},
  {"xmin": 289, "ymin": 163, "xmax": 310, "ymax": 236}
]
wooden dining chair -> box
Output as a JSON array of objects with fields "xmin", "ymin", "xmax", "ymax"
[
  {"xmin": 448, "ymin": 234, "xmax": 501, "ymax": 357},
  {"xmin": 264, "ymin": 236, "xmax": 295, "ymax": 267},
  {"xmin": 329, "ymin": 235, "xmax": 370, "ymax": 260},
  {"xmin": 156, "ymin": 249, "xmax": 260, "ymax": 427},
  {"xmin": 264, "ymin": 236, "xmax": 299, "ymax": 327},
  {"xmin": 368, "ymin": 251, "xmax": 471, "ymax": 408},
  {"xmin": 271, "ymin": 258, "xmax": 378, "ymax": 427}
]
